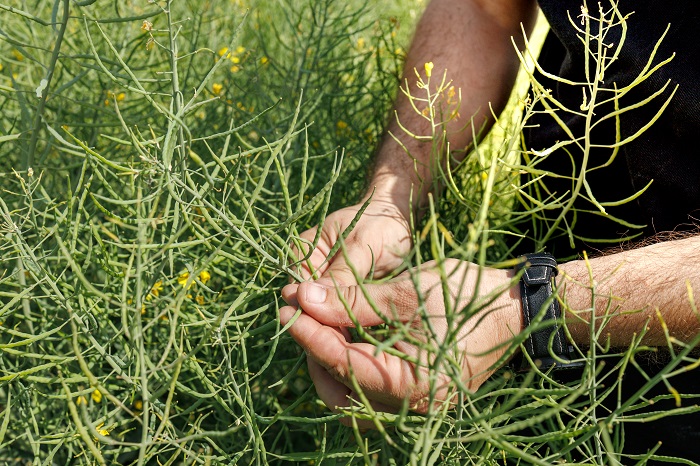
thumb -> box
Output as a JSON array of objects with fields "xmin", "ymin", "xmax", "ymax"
[
  {"xmin": 296, "ymin": 278, "xmax": 412, "ymax": 327},
  {"xmin": 317, "ymin": 243, "xmax": 375, "ymax": 285}
]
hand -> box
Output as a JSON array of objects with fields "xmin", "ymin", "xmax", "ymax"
[
  {"xmin": 290, "ymin": 198, "xmax": 411, "ymax": 285},
  {"xmin": 280, "ymin": 259, "xmax": 523, "ymax": 426}
]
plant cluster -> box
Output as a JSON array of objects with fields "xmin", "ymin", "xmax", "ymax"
[
  {"xmin": 0, "ymin": 0, "xmax": 696, "ymax": 465},
  {"xmin": 0, "ymin": 0, "xmax": 405, "ymax": 463}
]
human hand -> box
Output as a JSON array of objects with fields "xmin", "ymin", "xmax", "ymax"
[
  {"xmin": 280, "ymin": 259, "xmax": 523, "ymax": 425},
  {"xmin": 290, "ymin": 197, "xmax": 411, "ymax": 285}
]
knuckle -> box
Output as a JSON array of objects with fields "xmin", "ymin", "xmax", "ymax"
[
  {"xmin": 326, "ymin": 342, "xmax": 350, "ymax": 381},
  {"xmin": 389, "ymin": 280, "xmax": 417, "ymax": 320},
  {"xmin": 327, "ymin": 361, "xmax": 348, "ymax": 383},
  {"xmin": 345, "ymin": 286, "xmax": 360, "ymax": 322}
]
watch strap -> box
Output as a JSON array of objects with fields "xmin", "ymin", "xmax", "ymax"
[{"xmin": 516, "ymin": 253, "xmax": 582, "ymax": 370}]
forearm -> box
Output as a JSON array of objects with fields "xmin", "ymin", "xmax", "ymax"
[
  {"xmin": 558, "ymin": 235, "xmax": 700, "ymax": 347},
  {"xmin": 367, "ymin": 0, "xmax": 538, "ymax": 217}
]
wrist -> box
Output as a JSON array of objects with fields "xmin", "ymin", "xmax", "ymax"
[
  {"xmin": 487, "ymin": 268, "xmax": 525, "ymax": 365},
  {"xmin": 362, "ymin": 174, "xmax": 417, "ymax": 220},
  {"xmin": 462, "ymin": 267, "xmax": 523, "ymax": 389},
  {"xmin": 501, "ymin": 268, "xmax": 525, "ymax": 350},
  {"xmin": 556, "ymin": 258, "xmax": 597, "ymax": 347},
  {"xmin": 515, "ymin": 253, "xmax": 583, "ymax": 370},
  {"xmin": 367, "ymin": 137, "xmax": 436, "ymax": 219}
]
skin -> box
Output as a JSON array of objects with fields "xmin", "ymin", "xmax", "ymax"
[{"xmin": 280, "ymin": 0, "xmax": 700, "ymax": 426}]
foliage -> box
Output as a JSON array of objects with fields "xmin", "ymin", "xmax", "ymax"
[
  {"xmin": 0, "ymin": 0, "xmax": 696, "ymax": 465},
  {"xmin": 0, "ymin": 0, "xmax": 406, "ymax": 463}
]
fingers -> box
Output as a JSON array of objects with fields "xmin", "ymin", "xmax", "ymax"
[
  {"xmin": 307, "ymin": 358, "xmax": 396, "ymax": 428},
  {"xmin": 317, "ymin": 240, "xmax": 376, "ymax": 285},
  {"xmin": 282, "ymin": 278, "xmax": 415, "ymax": 328},
  {"xmin": 307, "ymin": 357, "xmax": 351, "ymax": 412},
  {"xmin": 279, "ymin": 305, "xmax": 418, "ymax": 408},
  {"xmin": 289, "ymin": 226, "xmax": 327, "ymax": 280},
  {"xmin": 288, "ymin": 202, "xmax": 412, "ymax": 284},
  {"xmin": 292, "ymin": 233, "xmax": 376, "ymax": 284}
]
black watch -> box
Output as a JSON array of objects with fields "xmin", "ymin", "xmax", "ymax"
[{"xmin": 515, "ymin": 252, "xmax": 583, "ymax": 370}]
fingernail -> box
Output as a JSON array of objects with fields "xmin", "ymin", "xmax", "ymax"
[{"xmin": 305, "ymin": 284, "xmax": 327, "ymax": 304}]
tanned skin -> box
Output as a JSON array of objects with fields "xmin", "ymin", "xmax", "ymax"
[{"xmin": 280, "ymin": 0, "xmax": 700, "ymax": 426}]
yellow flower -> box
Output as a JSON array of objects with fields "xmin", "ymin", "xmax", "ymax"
[
  {"xmin": 356, "ymin": 37, "xmax": 365, "ymax": 49},
  {"xmin": 76, "ymin": 395, "xmax": 87, "ymax": 406},
  {"xmin": 218, "ymin": 46, "xmax": 230, "ymax": 58},
  {"xmin": 195, "ymin": 295, "xmax": 205, "ymax": 305},
  {"xmin": 260, "ymin": 56, "xmax": 269, "ymax": 65},
  {"xmin": 95, "ymin": 423, "xmax": 109, "ymax": 437},
  {"xmin": 198, "ymin": 270, "xmax": 211, "ymax": 284},
  {"xmin": 141, "ymin": 20, "xmax": 153, "ymax": 32},
  {"xmin": 134, "ymin": 400, "xmax": 143, "ymax": 410},
  {"xmin": 12, "ymin": 50, "xmax": 24, "ymax": 61},
  {"xmin": 92, "ymin": 389, "xmax": 102, "ymax": 404},
  {"xmin": 424, "ymin": 62, "xmax": 434, "ymax": 78},
  {"xmin": 212, "ymin": 83, "xmax": 223, "ymax": 95},
  {"xmin": 150, "ymin": 280, "xmax": 163, "ymax": 297},
  {"xmin": 235, "ymin": 45, "xmax": 245, "ymax": 54},
  {"xmin": 230, "ymin": 65, "xmax": 240, "ymax": 73},
  {"xmin": 178, "ymin": 270, "xmax": 210, "ymax": 290},
  {"xmin": 336, "ymin": 120, "xmax": 348, "ymax": 130},
  {"xmin": 106, "ymin": 91, "xmax": 126, "ymax": 104},
  {"xmin": 0, "ymin": 63, "xmax": 3, "ymax": 72},
  {"xmin": 230, "ymin": 56, "xmax": 240, "ymax": 64},
  {"xmin": 178, "ymin": 272, "xmax": 192, "ymax": 288}
]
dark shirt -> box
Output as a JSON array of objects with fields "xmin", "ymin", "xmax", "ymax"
[
  {"xmin": 525, "ymin": 1, "xmax": 700, "ymax": 460},
  {"xmin": 528, "ymin": 0, "xmax": 700, "ymax": 258}
]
